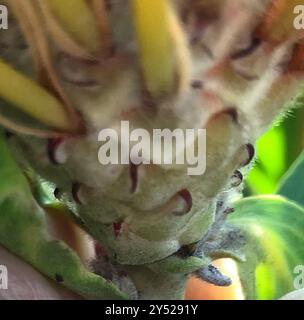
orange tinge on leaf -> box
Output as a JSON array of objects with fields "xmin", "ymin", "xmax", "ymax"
[{"xmin": 185, "ymin": 259, "xmax": 244, "ymax": 300}]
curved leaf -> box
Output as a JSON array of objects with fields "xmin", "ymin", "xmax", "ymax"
[
  {"xmin": 277, "ymin": 151, "xmax": 304, "ymax": 206},
  {"xmin": 0, "ymin": 131, "xmax": 128, "ymax": 299},
  {"xmin": 227, "ymin": 195, "xmax": 304, "ymax": 300},
  {"xmin": 0, "ymin": 130, "xmax": 30, "ymax": 198}
]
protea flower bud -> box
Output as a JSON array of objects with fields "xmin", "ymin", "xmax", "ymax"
[{"xmin": 0, "ymin": 0, "xmax": 303, "ymax": 299}]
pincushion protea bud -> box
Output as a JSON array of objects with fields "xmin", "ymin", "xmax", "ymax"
[{"xmin": 0, "ymin": 0, "xmax": 304, "ymax": 299}]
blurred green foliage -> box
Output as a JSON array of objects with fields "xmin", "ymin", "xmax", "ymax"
[{"xmin": 247, "ymin": 102, "xmax": 304, "ymax": 195}]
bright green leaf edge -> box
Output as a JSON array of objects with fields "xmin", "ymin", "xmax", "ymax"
[
  {"xmin": 277, "ymin": 151, "xmax": 304, "ymax": 206},
  {"xmin": 227, "ymin": 195, "xmax": 304, "ymax": 300}
]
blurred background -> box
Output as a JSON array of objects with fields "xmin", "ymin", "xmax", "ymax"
[{"xmin": 246, "ymin": 104, "xmax": 304, "ymax": 196}]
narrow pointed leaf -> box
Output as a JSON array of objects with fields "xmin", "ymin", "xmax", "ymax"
[
  {"xmin": 131, "ymin": 0, "xmax": 175, "ymax": 97},
  {"xmin": 277, "ymin": 151, "xmax": 304, "ymax": 206},
  {"xmin": 45, "ymin": 0, "xmax": 101, "ymax": 53},
  {"xmin": 0, "ymin": 59, "xmax": 75, "ymax": 132}
]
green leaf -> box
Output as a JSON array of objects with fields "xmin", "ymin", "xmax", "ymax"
[
  {"xmin": 247, "ymin": 103, "xmax": 304, "ymax": 196},
  {"xmin": 277, "ymin": 151, "xmax": 304, "ymax": 206},
  {"xmin": 0, "ymin": 59, "xmax": 75, "ymax": 132},
  {"xmin": 0, "ymin": 132, "xmax": 128, "ymax": 299},
  {"xmin": 0, "ymin": 130, "xmax": 31, "ymax": 198},
  {"xmin": 227, "ymin": 195, "xmax": 304, "ymax": 300},
  {"xmin": 247, "ymin": 126, "xmax": 286, "ymax": 195}
]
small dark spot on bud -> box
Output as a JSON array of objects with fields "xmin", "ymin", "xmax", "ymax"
[
  {"xmin": 177, "ymin": 242, "xmax": 198, "ymax": 258},
  {"xmin": 224, "ymin": 208, "xmax": 235, "ymax": 215},
  {"xmin": 55, "ymin": 274, "xmax": 64, "ymax": 283},
  {"xmin": 231, "ymin": 36, "xmax": 261, "ymax": 60},
  {"xmin": 217, "ymin": 200, "xmax": 224, "ymax": 208},
  {"xmin": 130, "ymin": 163, "xmax": 140, "ymax": 193},
  {"xmin": 53, "ymin": 188, "xmax": 62, "ymax": 200},
  {"xmin": 241, "ymin": 143, "xmax": 255, "ymax": 166},
  {"xmin": 113, "ymin": 222, "xmax": 122, "ymax": 238},
  {"xmin": 4, "ymin": 130, "xmax": 14, "ymax": 139},
  {"xmin": 231, "ymin": 170, "xmax": 243, "ymax": 188},
  {"xmin": 191, "ymin": 80, "xmax": 204, "ymax": 89}
]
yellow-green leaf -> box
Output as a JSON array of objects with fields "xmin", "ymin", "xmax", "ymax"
[
  {"xmin": 0, "ymin": 59, "xmax": 75, "ymax": 132},
  {"xmin": 131, "ymin": 0, "xmax": 175, "ymax": 97},
  {"xmin": 45, "ymin": 0, "xmax": 101, "ymax": 53}
]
